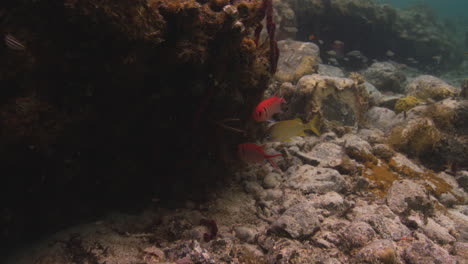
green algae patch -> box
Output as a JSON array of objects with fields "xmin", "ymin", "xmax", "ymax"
[
  {"xmin": 413, "ymin": 86, "xmax": 455, "ymax": 101},
  {"xmin": 394, "ymin": 96, "xmax": 422, "ymax": 113},
  {"xmin": 387, "ymin": 118, "xmax": 441, "ymax": 157},
  {"xmin": 362, "ymin": 156, "xmax": 463, "ymax": 204},
  {"xmin": 389, "ymin": 158, "xmax": 464, "ymax": 204},
  {"xmin": 424, "ymin": 102, "xmax": 457, "ymax": 132},
  {"xmin": 362, "ymin": 161, "xmax": 400, "ymax": 198}
]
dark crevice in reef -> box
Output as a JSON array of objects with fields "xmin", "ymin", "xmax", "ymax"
[{"xmin": 0, "ymin": 0, "xmax": 273, "ymax": 256}]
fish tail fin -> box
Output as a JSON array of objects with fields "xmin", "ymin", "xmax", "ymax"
[
  {"xmin": 266, "ymin": 157, "xmax": 282, "ymax": 172},
  {"xmin": 273, "ymin": 91, "xmax": 287, "ymax": 103},
  {"xmin": 306, "ymin": 115, "xmax": 321, "ymax": 136},
  {"xmin": 266, "ymin": 153, "xmax": 282, "ymax": 158}
]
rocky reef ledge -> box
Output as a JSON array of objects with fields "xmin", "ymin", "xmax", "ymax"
[{"xmin": 0, "ymin": 0, "xmax": 276, "ymax": 255}]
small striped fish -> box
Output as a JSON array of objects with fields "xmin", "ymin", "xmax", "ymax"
[{"xmin": 5, "ymin": 34, "xmax": 26, "ymax": 51}]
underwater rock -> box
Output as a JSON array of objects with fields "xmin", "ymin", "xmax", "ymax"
[
  {"xmin": 243, "ymin": 181, "xmax": 266, "ymax": 200},
  {"xmin": 358, "ymin": 129, "xmax": 385, "ymax": 145},
  {"xmin": 456, "ymin": 171, "xmax": 468, "ymax": 192},
  {"xmin": 407, "ymin": 213, "xmax": 456, "ymax": 245},
  {"xmin": 394, "ymin": 96, "xmax": 423, "ymax": 113},
  {"xmin": 403, "ymin": 233, "xmax": 457, "ymax": 264},
  {"xmin": 288, "ymin": 165, "xmax": 346, "ymax": 194},
  {"xmin": 387, "ymin": 117, "xmax": 441, "ymax": 158},
  {"xmin": 286, "ymin": 74, "xmax": 368, "ymax": 126},
  {"xmin": 421, "ymin": 99, "xmax": 468, "ymax": 169},
  {"xmin": 452, "ymin": 242, "xmax": 468, "ymax": 263},
  {"xmin": 407, "ymin": 75, "xmax": 458, "ymax": 101},
  {"xmin": 455, "ymin": 170, "xmax": 468, "ymax": 192},
  {"xmin": 390, "ymin": 153, "xmax": 424, "ymax": 175},
  {"xmin": 365, "ymin": 106, "xmax": 396, "ymax": 132},
  {"xmin": 372, "ymin": 144, "xmax": 395, "ymax": 160},
  {"xmin": 273, "ymin": 0, "xmax": 297, "ymax": 40},
  {"xmin": 343, "ymin": 134, "xmax": 375, "ymax": 163},
  {"xmin": 270, "ymin": 201, "xmax": 320, "ymax": 239},
  {"xmin": 461, "ymin": 79, "xmax": 468, "ymax": 99},
  {"xmin": 362, "ymin": 213, "xmax": 411, "ymax": 242},
  {"xmin": 233, "ymin": 226, "xmax": 257, "ymax": 243},
  {"xmin": 303, "ymin": 142, "xmax": 344, "ymax": 168},
  {"xmin": 262, "ymin": 172, "xmax": 280, "ymax": 189},
  {"xmin": 275, "ymin": 40, "xmax": 320, "ymax": 84},
  {"xmin": 265, "ymin": 189, "xmax": 282, "ymax": 201},
  {"xmin": 317, "ymin": 64, "xmax": 345, "ymax": 78},
  {"xmin": 448, "ymin": 208, "xmax": 468, "ymax": 242},
  {"xmin": 378, "ymin": 94, "xmax": 405, "ymax": 111},
  {"xmin": 434, "ymin": 172, "xmax": 468, "ymax": 207},
  {"xmin": 386, "ymin": 180, "xmax": 431, "ymax": 215},
  {"xmin": 340, "ymin": 222, "xmax": 376, "ymax": 249},
  {"xmin": 362, "ymin": 62, "xmax": 407, "ymax": 93},
  {"xmin": 354, "ymin": 239, "xmax": 399, "ymax": 264},
  {"xmin": 308, "ymin": 192, "xmax": 349, "ymax": 217},
  {"xmin": 363, "ymin": 81, "xmax": 383, "ymax": 106},
  {"xmin": 350, "ymin": 202, "xmax": 412, "ymax": 241}
]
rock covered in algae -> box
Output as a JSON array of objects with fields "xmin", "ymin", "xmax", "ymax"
[
  {"xmin": 387, "ymin": 117, "xmax": 441, "ymax": 157},
  {"xmin": 284, "ymin": 74, "xmax": 369, "ymax": 126},
  {"xmin": 394, "ymin": 96, "xmax": 422, "ymax": 113},
  {"xmin": 275, "ymin": 40, "xmax": 320, "ymax": 84},
  {"xmin": 407, "ymin": 75, "xmax": 458, "ymax": 101}
]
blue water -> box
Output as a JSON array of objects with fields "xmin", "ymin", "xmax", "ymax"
[{"xmin": 381, "ymin": 0, "xmax": 468, "ymax": 19}]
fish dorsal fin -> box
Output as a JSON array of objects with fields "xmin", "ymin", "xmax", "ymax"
[
  {"xmin": 307, "ymin": 114, "xmax": 321, "ymax": 136},
  {"xmin": 293, "ymin": 117, "xmax": 303, "ymax": 123}
]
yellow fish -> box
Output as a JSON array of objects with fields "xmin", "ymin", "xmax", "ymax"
[
  {"xmin": 269, "ymin": 116, "xmax": 320, "ymax": 142},
  {"xmin": 308, "ymin": 34, "xmax": 316, "ymax": 40}
]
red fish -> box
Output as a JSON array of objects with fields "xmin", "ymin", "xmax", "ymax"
[
  {"xmin": 238, "ymin": 142, "xmax": 282, "ymax": 171},
  {"xmin": 252, "ymin": 95, "xmax": 286, "ymax": 122}
]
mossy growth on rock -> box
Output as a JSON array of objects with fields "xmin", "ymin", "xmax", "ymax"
[
  {"xmin": 362, "ymin": 156, "xmax": 463, "ymax": 203},
  {"xmin": 394, "ymin": 96, "xmax": 422, "ymax": 113},
  {"xmin": 413, "ymin": 86, "xmax": 455, "ymax": 101},
  {"xmin": 362, "ymin": 161, "xmax": 400, "ymax": 198},
  {"xmin": 387, "ymin": 118, "xmax": 441, "ymax": 158},
  {"xmin": 423, "ymin": 101, "xmax": 457, "ymax": 132},
  {"xmin": 388, "ymin": 159, "xmax": 464, "ymax": 204},
  {"xmin": 348, "ymin": 72, "xmax": 365, "ymax": 85}
]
